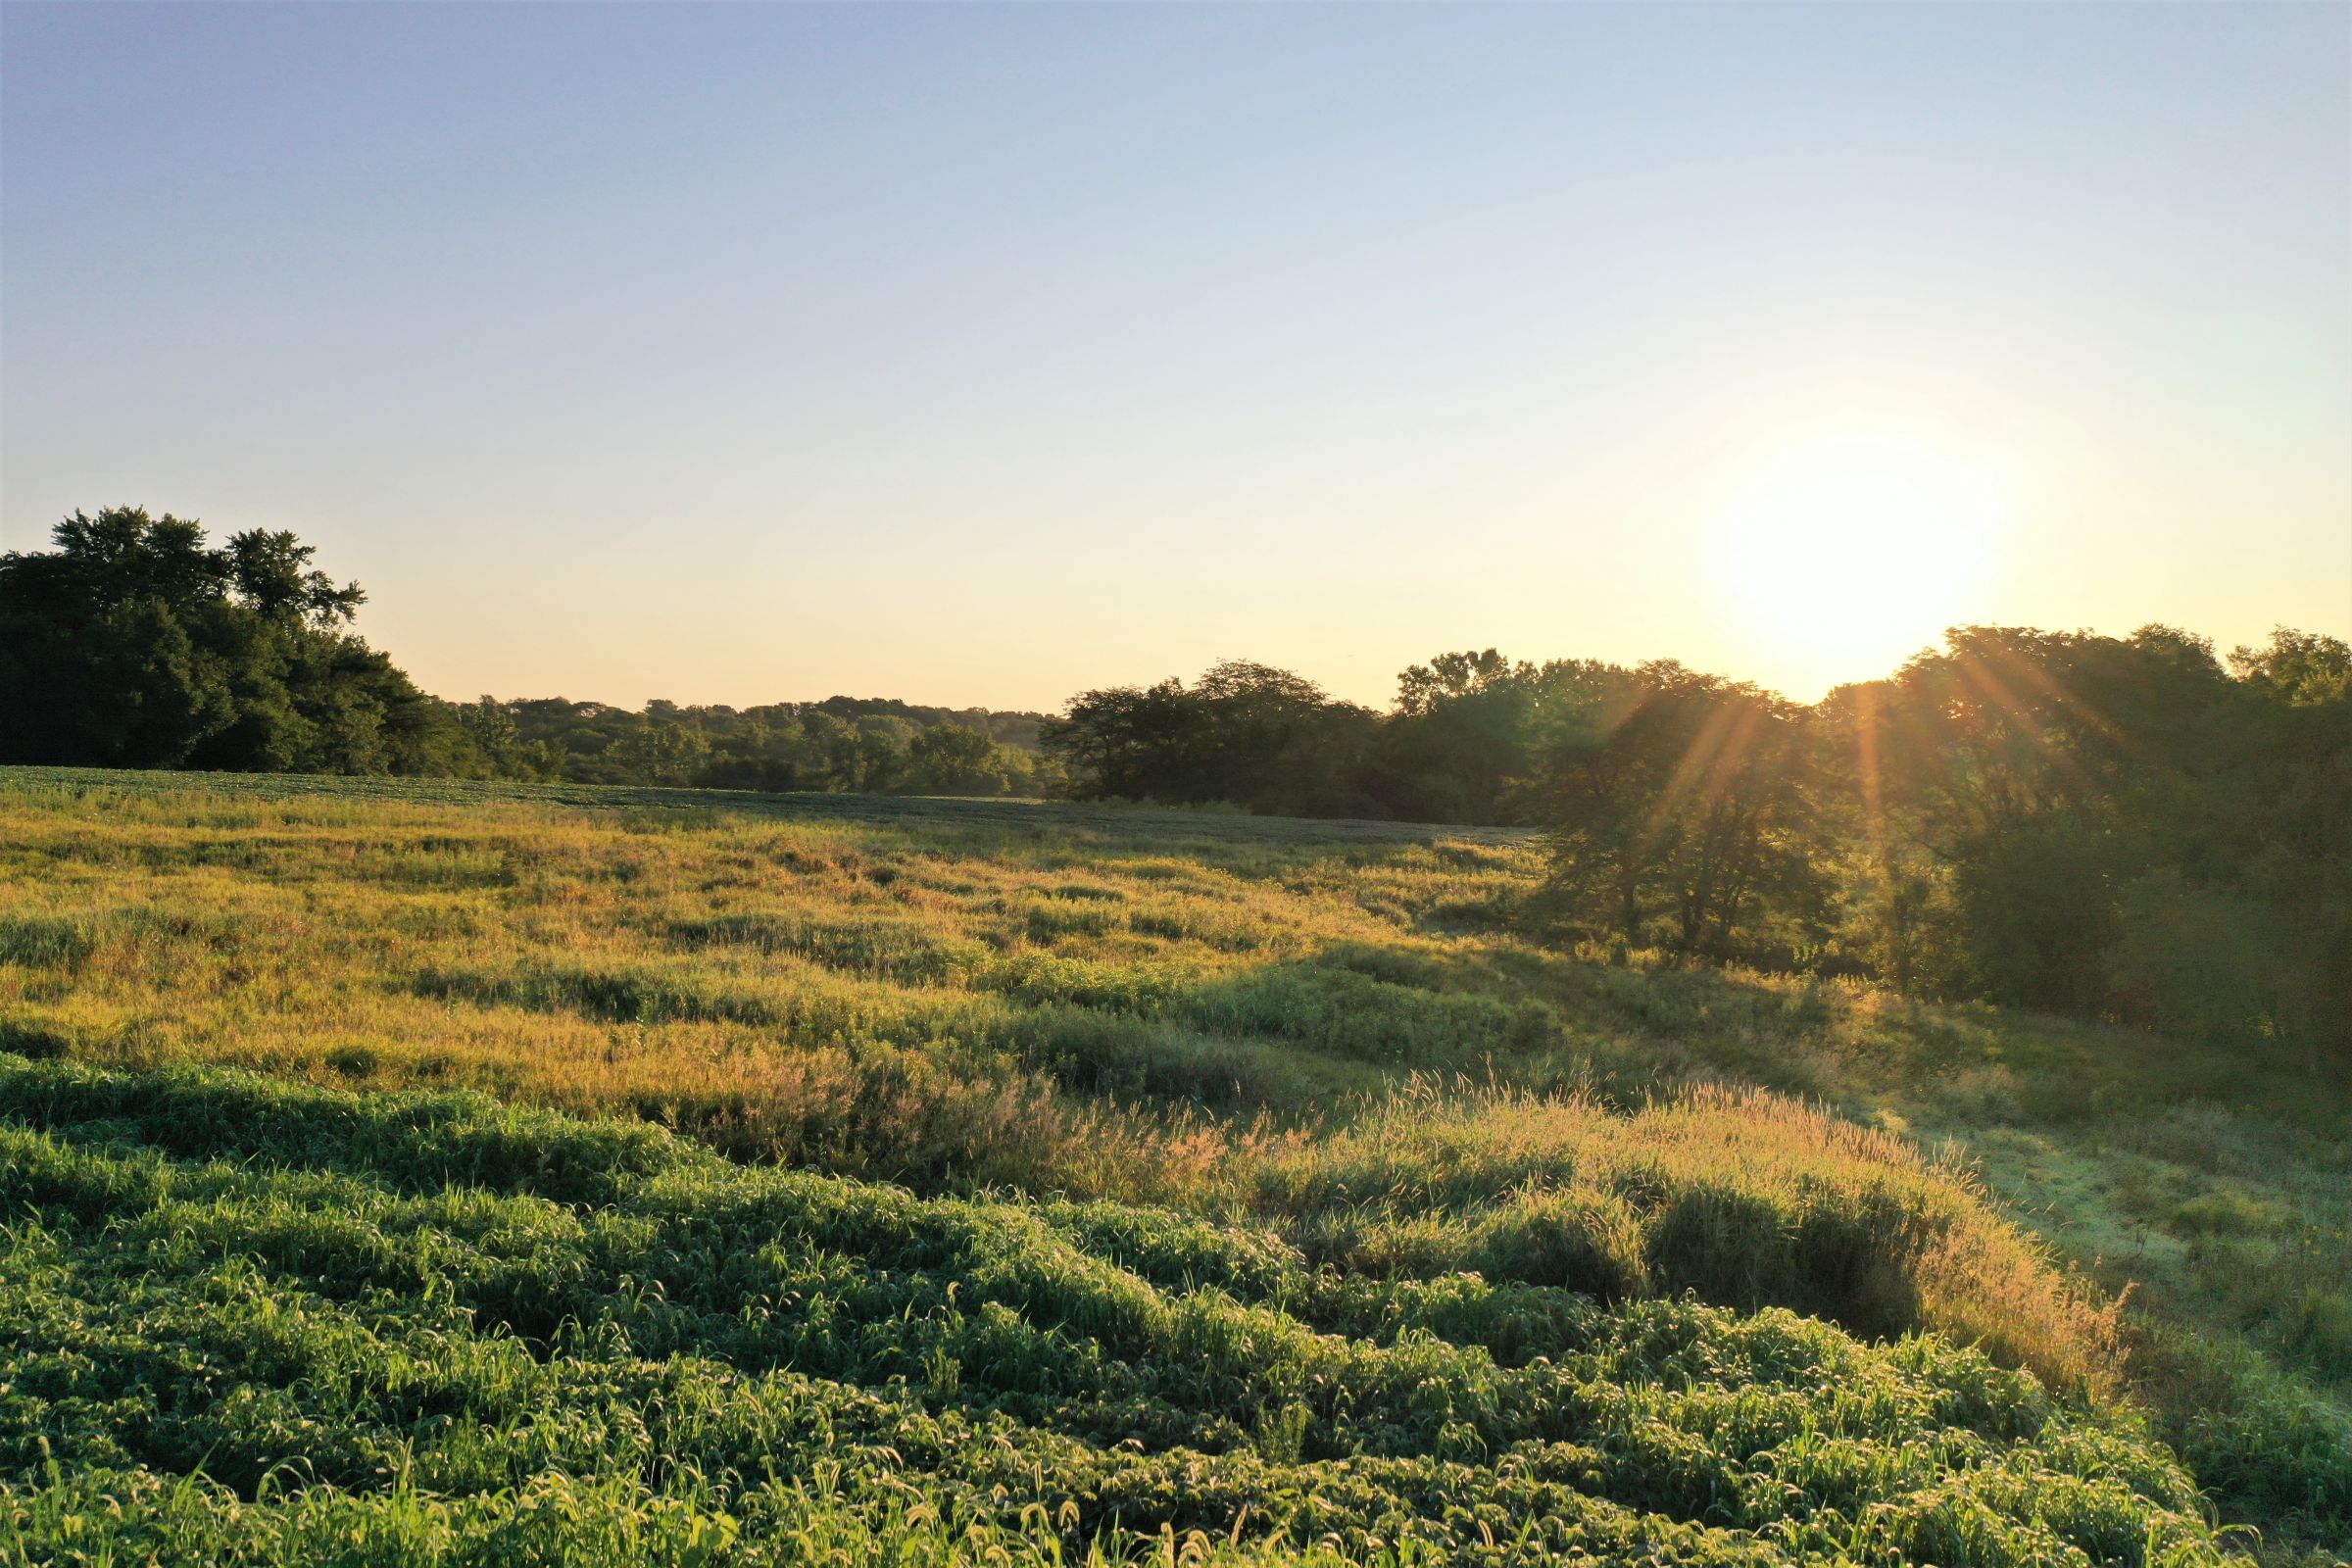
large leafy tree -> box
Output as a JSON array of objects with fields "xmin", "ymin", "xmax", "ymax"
[
  {"xmin": 1043, "ymin": 662, "xmax": 1377, "ymax": 814},
  {"xmin": 2193, "ymin": 629, "xmax": 2350, "ymax": 1062},
  {"xmin": 1851, "ymin": 627, "xmax": 2225, "ymax": 1009},
  {"xmin": 906, "ymin": 721, "xmax": 1022, "ymax": 795},
  {"xmin": 1188, "ymin": 661, "xmax": 1376, "ymax": 815},
  {"xmin": 1538, "ymin": 664, "xmax": 1833, "ymax": 962},
  {"xmin": 1373, "ymin": 650, "xmax": 1544, "ymax": 824},
  {"xmin": 1374, "ymin": 652, "xmax": 1648, "ymax": 825},
  {"xmin": 1829, "ymin": 624, "xmax": 2348, "ymax": 1064},
  {"xmin": 0, "ymin": 507, "xmax": 466, "ymax": 773},
  {"xmin": 1042, "ymin": 678, "xmax": 1207, "ymax": 803}
]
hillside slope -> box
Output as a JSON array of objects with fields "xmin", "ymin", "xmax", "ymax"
[
  {"xmin": 0, "ymin": 1058, "xmax": 2220, "ymax": 1567},
  {"xmin": 1, "ymin": 767, "xmax": 2344, "ymax": 1559}
]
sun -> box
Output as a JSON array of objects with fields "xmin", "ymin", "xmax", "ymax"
[{"xmin": 1715, "ymin": 429, "xmax": 2012, "ymax": 690}]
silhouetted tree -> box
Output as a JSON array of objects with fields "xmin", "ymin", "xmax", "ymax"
[
  {"xmin": 1538, "ymin": 664, "xmax": 1832, "ymax": 962},
  {"xmin": 0, "ymin": 507, "xmax": 469, "ymax": 774},
  {"xmin": 1371, "ymin": 650, "xmax": 1540, "ymax": 823},
  {"xmin": 1042, "ymin": 679, "xmax": 1201, "ymax": 802}
]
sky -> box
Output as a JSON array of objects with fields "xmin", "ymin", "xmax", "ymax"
[{"xmin": 4, "ymin": 2, "xmax": 2346, "ymax": 711}]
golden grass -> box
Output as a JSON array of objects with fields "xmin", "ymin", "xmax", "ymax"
[
  {"xmin": 1229, "ymin": 1082, "xmax": 2126, "ymax": 1395},
  {"xmin": 3, "ymin": 769, "xmax": 2344, "ymax": 1436}
]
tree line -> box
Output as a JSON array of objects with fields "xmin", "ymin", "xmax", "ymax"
[
  {"xmin": 1044, "ymin": 633, "xmax": 2349, "ymax": 1064},
  {"xmin": 6, "ymin": 507, "xmax": 2344, "ymax": 1062},
  {"xmin": 465, "ymin": 696, "xmax": 1058, "ymax": 796},
  {"xmin": 0, "ymin": 509, "xmax": 1054, "ymax": 797}
]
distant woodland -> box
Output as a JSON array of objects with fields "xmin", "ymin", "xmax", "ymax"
[
  {"xmin": 0, "ymin": 510, "xmax": 1057, "ymax": 797},
  {"xmin": 6, "ymin": 507, "xmax": 2345, "ymax": 1063}
]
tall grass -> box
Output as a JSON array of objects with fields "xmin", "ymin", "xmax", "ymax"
[
  {"xmin": 1231, "ymin": 1084, "xmax": 2126, "ymax": 1396},
  {"xmin": 0, "ymin": 1056, "xmax": 2223, "ymax": 1568},
  {"xmin": 2, "ymin": 765, "xmax": 2345, "ymax": 1554}
]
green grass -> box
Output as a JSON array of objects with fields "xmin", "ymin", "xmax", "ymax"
[
  {"xmin": 1, "ymin": 765, "xmax": 2345, "ymax": 1561},
  {"xmin": 0, "ymin": 1057, "xmax": 2222, "ymax": 1567}
]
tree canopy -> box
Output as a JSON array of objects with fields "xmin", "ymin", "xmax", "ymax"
[
  {"xmin": 1045, "ymin": 629, "xmax": 2348, "ymax": 1069},
  {"xmin": 0, "ymin": 508, "xmax": 466, "ymax": 774}
]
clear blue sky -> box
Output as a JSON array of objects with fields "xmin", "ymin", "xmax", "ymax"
[{"xmin": 5, "ymin": 2, "xmax": 2346, "ymax": 709}]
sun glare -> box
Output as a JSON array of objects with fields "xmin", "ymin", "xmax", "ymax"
[{"xmin": 1716, "ymin": 430, "xmax": 2012, "ymax": 690}]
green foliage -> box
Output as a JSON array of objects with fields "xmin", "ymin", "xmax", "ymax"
[
  {"xmin": 1044, "ymin": 662, "xmax": 1383, "ymax": 816},
  {"xmin": 0, "ymin": 508, "xmax": 468, "ymax": 777},
  {"xmin": 491, "ymin": 700, "xmax": 1055, "ymax": 799},
  {"xmin": 907, "ymin": 717, "xmax": 1027, "ymax": 795},
  {"xmin": 1044, "ymin": 653, "xmax": 1643, "ymax": 828},
  {"xmin": 1374, "ymin": 653, "xmax": 1643, "ymax": 826},
  {"xmin": 1835, "ymin": 625, "xmax": 2352, "ymax": 1066},
  {"xmin": 1535, "ymin": 665, "xmax": 1830, "ymax": 964},
  {"xmin": 1046, "ymin": 627, "xmax": 2349, "ymax": 1078},
  {"xmin": 1, "ymin": 768, "xmax": 2344, "ymax": 1556},
  {"xmin": 0, "ymin": 1054, "xmax": 2226, "ymax": 1568},
  {"xmin": 2127, "ymin": 1325, "xmax": 2352, "ymax": 1549}
]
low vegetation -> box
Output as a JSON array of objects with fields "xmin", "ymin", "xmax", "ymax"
[
  {"xmin": 1, "ymin": 767, "xmax": 2345, "ymax": 1562},
  {"xmin": 0, "ymin": 1057, "xmax": 2222, "ymax": 1567}
]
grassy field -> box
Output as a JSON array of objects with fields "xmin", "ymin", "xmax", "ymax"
[{"xmin": 1, "ymin": 766, "xmax": 2345, "ymax": 1564}]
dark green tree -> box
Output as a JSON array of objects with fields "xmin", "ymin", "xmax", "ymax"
[
  {"xmin": 1539, "ymin": 664, "xmax": 1833, "ymax": 962},
  {"xmin": 1041, "ymin": 679, "xmax": 1201, "ymax": 802},
  {"xmin": 906, "ymin": 722, "xmax": 1017, "ymax": 795},
  {"xmin": 1372, "ymin": 650, "xmax": 1541, "ymax": 823},
  {"xmin": 1854, "ymin": 626, "xmax": 2223, "ymax": 1010},
  {"xmin": 0, "ymin": 507, "xmax": 469, "ymax": 774}
]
